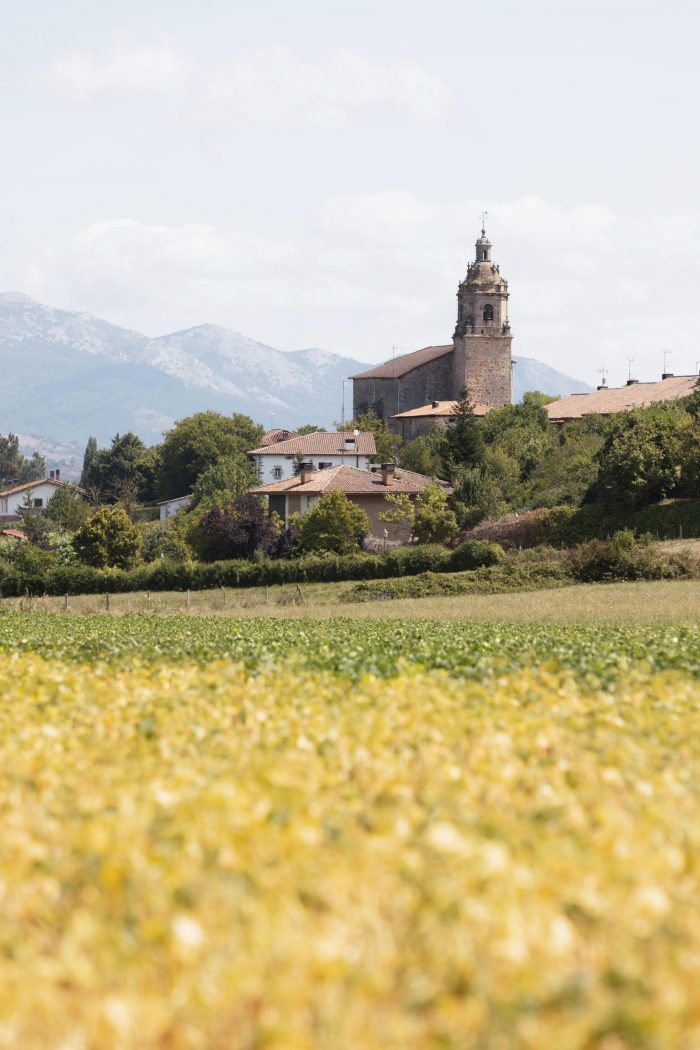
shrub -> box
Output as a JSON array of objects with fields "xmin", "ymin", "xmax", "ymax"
[
  {"xmin": 567, "ymin": 530, "xmax": 696, "ymax": 582},
  {"xmin": 190, "ymin": 496, "xmax": 281, "ymax": 561},
  {"xmin": 449, "ymin": 540, "xmax": 505, "ymax": 572},
  {"xmin": 73, "ymin": 507, "xmax": 141, "ymax": 569},
  {"xmin": 298, "ymin": 492, "xmax": 370, "ymax": 554}
]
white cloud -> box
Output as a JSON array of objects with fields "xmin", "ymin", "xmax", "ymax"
[
  {"xmin": 206, "ymin": 47, "xmax": 453, "ymax": 129},
  {"xmin": 43, "ymin": 38, "xmax": 190, "ymax": 99},
  {"xmin": 16, "ymin": 195, "xmax": 700, "ymax": 388},
  {"xmin": 42, "ymin": 41, "xmax": 453, "ymax": 128}
]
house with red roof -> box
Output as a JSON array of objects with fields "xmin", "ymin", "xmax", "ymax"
[
  {"xmin": 249, "ymin": 431, "xmax": 376, "ymax": 485},
  {"xmin": 251, "ymin": 462, "xmax": 450, "ymax": 540},
  {"xmin": 0, "ymin": 472, "xmax": 83, "ymax": 522}
]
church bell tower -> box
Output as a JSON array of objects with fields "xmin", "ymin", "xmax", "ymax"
[{"xmin": 452, "ymin": 226, "xmax": 512, "ymax": 406}]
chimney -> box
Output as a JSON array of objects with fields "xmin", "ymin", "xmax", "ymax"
[
  {"xmin": 380, "ymin": 463, "xmax": 395, "ymax": 487},
  {"xmin": 49, "ymin": 470, "xmax": 55, "ymax": 480},
  {"xmin": 55, "ymin": 469, "xmax": 60, "ymax": 481},
  {"xmin": 431, "ymin": 400, "xmax": 440, "ymax": 408},
  {"xmin": 662, "ymin": 372, "xmax": 674, "ymax": 380},
  {"xmin": 596, "ymin": 384, "xmax": 608, "ymax": 391},
  {"xmin": 626, "ymin": 378, "xmax": 639, "ymax": 386},
  {"xmin": 299, "ymin": 461, "xmax": 314, "ymax": 484}
]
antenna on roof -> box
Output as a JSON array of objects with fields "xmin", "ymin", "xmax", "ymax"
[
  {"xmin": 627, "ymin": 357, "xmax": 634, "ymax": 381},
  {"xmin": 597, "ymin": 366, "xmax": 608, "ymax": 389},
  {"xmin": 663, "ymin": 348, "xmax": 673, "ymax": 378}
]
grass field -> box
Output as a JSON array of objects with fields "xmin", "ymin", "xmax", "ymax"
[
  {"xmin": 3, "ymin": 576, "xmax": 700, "ymax": 622},
  {"xmin": 2, "ymin": 605, "xmax": 700, "ymax": 1047}
]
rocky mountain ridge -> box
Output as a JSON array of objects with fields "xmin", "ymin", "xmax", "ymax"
[{"xmin": 0, "ymin": 292, "xmax": 591, "ymax": 459}]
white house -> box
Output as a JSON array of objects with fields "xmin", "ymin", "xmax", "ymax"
[
  {"xmin": 156, "ymin": 494, "xmax": 192, "ymax": 525},
  {"xmin": 0, "ymin": 473, "xmax": 81, "ymax": 521},
  {"xmin": 248, "ymin": 431, "xmax": 376, "ymax": 485}
]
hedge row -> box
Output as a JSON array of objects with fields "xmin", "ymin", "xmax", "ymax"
[
  {"xmin": 545, "ymin": 499, "xmax": 700, "ymax": 545},
  {"xmin": 0, "ymin": 541, "xmax": 504, "ymax": 598}
]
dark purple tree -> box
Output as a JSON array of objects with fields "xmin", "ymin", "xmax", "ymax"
[{"xmin": 195, "ymin": 495, "xmax": 280, "ymax": 561}]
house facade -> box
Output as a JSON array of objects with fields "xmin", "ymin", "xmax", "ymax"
[
  {"xmin": 157, "ymin": 494, "xmax": 192, "ymax": 525},
  {"xmin": 252, "ymin": 462, "xmax": 451, "ymax": 540},
  {"xmin": 249, "ymin": 431, "xmax": 375, "ymax": 485},
  {"xmin": 0, "ymin": 474, "xmax": 80, "ymax": 522}
]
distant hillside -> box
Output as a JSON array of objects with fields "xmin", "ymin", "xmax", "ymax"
[
  {"xmin": 1, "ymin": 293, "xmax": 590, "ymax": 456},
  {"xmin": 512, "ymin": 355, "xmax": 592, "ymax": 401}
]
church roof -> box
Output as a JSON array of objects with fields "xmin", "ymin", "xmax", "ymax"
[
  {"xmin": 350, "ymin": 344, "xmax": 453, "ymax": 380},
  {"xmin": 393, "ymin": 400, "xmax": 493, "ymax": 419},
  {"xmin": 546, "ymin": 375, "xmax": 699, "ymax": 422}
]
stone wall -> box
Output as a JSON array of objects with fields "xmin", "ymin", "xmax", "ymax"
[
  {"xmin": 454, "ymin": 334, "xmax": 512, "ymax": 407},
  {"xmin": 353, "ymin": 353, "xmax": 454, "ymax": 431}
]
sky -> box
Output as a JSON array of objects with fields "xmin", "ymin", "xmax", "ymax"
[{"xmin": 1, "ymin": 0, "xmax": 699, "ymax": 387}]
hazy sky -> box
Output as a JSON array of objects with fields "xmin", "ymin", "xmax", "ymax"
[{"xmin": 1, "ymin": 0, "xmax": 699, "ymax": 386}]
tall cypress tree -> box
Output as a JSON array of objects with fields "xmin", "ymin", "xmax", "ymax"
[
  {"xmin": 443, "ymin": 387, "xmax": 485, "ymax": 473},
  {"xmin": 80, "ymin": 436, "xmax": 98, "ymax": 487}
]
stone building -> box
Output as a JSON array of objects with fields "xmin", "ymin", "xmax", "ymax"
[{"xmin": 351, "ymin": 227, "xmax": 513, "ymax": 430}]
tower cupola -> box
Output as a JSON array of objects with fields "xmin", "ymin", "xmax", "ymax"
[{"xmin": 475, "ymin": 228, "xmax": 492, "ymax": 262}]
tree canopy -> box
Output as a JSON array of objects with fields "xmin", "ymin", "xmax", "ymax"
[{"xmin": 159, "ymin": 413, "xmax": 264, "ymax": 500}]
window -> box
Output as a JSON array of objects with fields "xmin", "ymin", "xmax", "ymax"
[
  {"xmin": 33, "ymin": 498, "xmax": 43, "ymax": 508},
  {"xmin": 483, "ymin": 304, "xmax": 494, "ymax": 323},
  {"xmin": 272, "ymin": 466, "xmax": 283, "ymax": 480}
]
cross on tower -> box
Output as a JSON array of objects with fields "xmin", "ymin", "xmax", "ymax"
[{"xmin": 480, "ymin": 210, "xmax": 488, "ymax": 234}]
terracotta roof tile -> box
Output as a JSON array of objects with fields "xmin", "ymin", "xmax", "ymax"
[
  {"xmin": 546, "ymin": 375, "xmax": 698, "ymax": 421},
  {"xmin": 252, "ymin": 464, "xmax": 451, "ymax": 496},
  {"xmin": 0, "ymin": 478, "xmax": 83, "ymax": 499},
  {"xmin": 393, "ymin": 400, "xmax": 492, "ymax": 419},
  {"xmin": 350, "ymin": 345, "xmax": 453, "ymax": 380},
  {"xmin": 260, "ymin": 428, "xmax": 297, "ymax": 447},
  {"xmin": 249, "ymin": 431, "xmax": 376, "ymax": 456}
]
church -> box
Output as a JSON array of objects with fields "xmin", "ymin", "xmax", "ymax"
[{"xmin": 351, "ymin": 226, "xmax": 513, "ymax": 431}]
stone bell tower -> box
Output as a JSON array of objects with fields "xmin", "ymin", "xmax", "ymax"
[{"xmin": 452, "ymin": 226, "xmax": 512, "ymax": 406}]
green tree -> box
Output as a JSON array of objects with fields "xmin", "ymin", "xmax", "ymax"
[
  {"xmin": 298, "ymin": 491, "xmax": 370, "ymax": 554},
  {"xmin": 594, "ymin": 412, "xmax": 686, "ymax": 508},
  {"xmin": 45, "ymin": 486, "xmax": 89, "ymax": 532},
  {"xmin": 80, "ymin": 436, "xmax": 98, "ymax": 487},
  {"xmin": 72, "ymin": 507, "xmax": 141, "ymax": 569},
  {"xmin": 190, "ymin": 455, "xmax": 259, "ymax": 511},
  {"xmin": 378, "ymin": 492, "xmax": 416, "ymax": 541},
  {"xmin": 442, "ymin": 388, "xmax": 484, "ymax": 476},
  {"xmin": 159, "ymin": 412, "xmax": 264, "ymax": 500},
  {"xmin": 398, "ymin": 432, "xmax": 447, "ymax": 478},
  {"xmin": 81, "ymin": 433, "xmax": 159, "ymax": 504},
  {"xmin": 0, "ymin": 433, "xmax": 45, "ymax": 486},
  {"xmin": 413, "ymin": 484, "xmax": 459, "ymax": 544},
  {"xmin": 296, "ymin": 424, "xmax": 327, "ymax": 435}
]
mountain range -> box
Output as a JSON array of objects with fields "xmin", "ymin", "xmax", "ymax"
[{"xmin": 1, "ymin": 292, "xmax": 591, "ymax": 460}]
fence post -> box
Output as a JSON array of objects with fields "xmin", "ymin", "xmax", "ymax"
[
  {"xmin": 105, "ymin": 593, "xmax": 110, "ymax": 612},
  {"xmin": 222, "ymin": 587, "xmax": 227, "ymax": 608},
  {"xmin": 64, "ymin": 594, "xmax": 69, "ymax": 612}
]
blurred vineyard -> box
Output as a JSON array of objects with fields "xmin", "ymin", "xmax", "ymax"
[{"xmin": 1, "ymin": 616, "xmax": 700, "ymax": 1047}]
